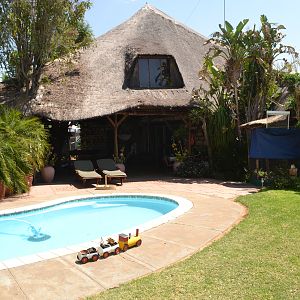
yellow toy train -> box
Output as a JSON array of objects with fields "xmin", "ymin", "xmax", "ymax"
[
  {"xmin": 118, "ymin": 228, "xmax": 142, "ymax": 251},
  {"xmin": 77, "ymin": 229, "xmax": 142, "ymax": 264}
]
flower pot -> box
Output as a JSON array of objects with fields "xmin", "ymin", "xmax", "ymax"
[
  {"xmin": 5, "ymin": 187, "xmax": 12, "ymax": 197},
  {"xmin": 41, "ymin": 166, "xmax": 55, "ymax": 183},
  {"xmin": 173, "ymin": 161, "xmax": 181, "ymax": 172},
  {"xmin": 0, "ymin": 182, "xmax": 5, "ymax": 200},
  {"xmin": 116, "ymin": 163, "xmax": 125, "ymax": 172},
  {"xmin": 26, "ymin": 175, "xmax": 34, "ymax": 188},
  {"xmin": 289, "ymin": 167, "xmax": 298, "ymax": 177}
]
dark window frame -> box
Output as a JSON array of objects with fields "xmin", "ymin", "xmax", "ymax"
[{"xmin": 126, "ymin": 55, "xmax": 185, "ymax": 90}]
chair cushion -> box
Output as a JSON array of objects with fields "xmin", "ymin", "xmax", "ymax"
[
  {"xmin": 102, "ymin": 170, "xmax": 127, "ymax": 177},
  {"xmin": 76, "ymin": 170, "xmax": 102, "ymax": 179}
]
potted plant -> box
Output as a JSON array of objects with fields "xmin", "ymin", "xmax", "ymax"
[
  {"xmin": 254, "ymin": 169, "xmax": 269, "ymax": 188},
  {"xmin": 172, "ymin": 140, "xmax": 188, "ymax": 172},
  {"xmin": 113, "ymin": 147, "xmax": 126, "ymax": 172},
  {"xmin": 41, "ymin": 151, "xmax": 56, "ymax": 183},
  {"xmin": 0, "ymin": 106, "xmax": 49, "ymax": 198}
]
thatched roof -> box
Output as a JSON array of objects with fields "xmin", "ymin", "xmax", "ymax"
[
  {"xmin": 20, "ymin": 4, "xmax": 213, "ymax": 121},
  {"xmin": 240, "ymin": 115, "xmax": 288, "ymax": 129}
]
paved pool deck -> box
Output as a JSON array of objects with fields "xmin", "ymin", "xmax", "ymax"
[{"xmin": 0, "ymin": 176, "xmax": 258, "ymax": 300}]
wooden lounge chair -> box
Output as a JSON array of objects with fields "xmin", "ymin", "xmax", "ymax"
[
  {"xmin": 96, "ymin": 159, "xmax": 127, "ymax": 185},
  {"xmin": 74, "ymin": 160, "xmax": 102, "ymax": 185}
]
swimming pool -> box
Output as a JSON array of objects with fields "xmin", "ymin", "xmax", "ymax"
[{"xmin": 0, "ymin": 194, "xmax": 192, "ymax": 265}]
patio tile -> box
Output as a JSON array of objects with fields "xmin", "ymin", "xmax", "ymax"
[
  {"xmin": 0, "ymin": 269, "xmax": 26, "ymax": 300},
  {"xmin": 174, "ymin": 203, "xmax": 246, "ymax": 231},
  {"xmin": 62, "ymin": 252, "xmax": 152, "ymax": 289},
  {"xmin": 9, "ymin": 257, "xmax": 105, "ymax": 300},
  {"xmin": 145, "ymin": 222, "xmax": 221, "ymax": 249},
  {"xmin": 122, "ymin": 235, "xmax": 195, "ymax": 269}
]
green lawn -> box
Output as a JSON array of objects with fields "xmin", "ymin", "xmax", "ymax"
[{"xmin": 87, "ymin": 190, "xmax": 300, "ymax": 300}]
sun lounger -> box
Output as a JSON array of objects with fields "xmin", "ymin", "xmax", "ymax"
[
  {"xmin": 74, "ymin": 160, "xmax": 102, "ymax": 185},
  {"xmin": 96, "ymin": 159, "xmax": 127, "ymax": 185}
]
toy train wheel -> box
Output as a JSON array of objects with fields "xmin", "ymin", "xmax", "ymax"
[
  {"xmin": 81, "ymin": 257, "xmax": 88, "ymax": 264},
  {"xmin": 136, "ymin": 239, "xmax": 142, "ymax": 247},
  {"xmin": 103, "ymin": 252, "xmax": 109, "ymax": 259},
  {"xmin": 92, "ymin": 254, "xmax": 99, "ymax": 262},
  {"xmin": 114, "ymin": 247, "xmax": 120, "ymax": 255},
  {"xmin": 123, "ymin": 244, "xmax": 129, "ymax": 252}
]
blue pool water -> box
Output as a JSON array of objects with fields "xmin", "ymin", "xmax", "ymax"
[{"xmin": 0, "ymin": 195, "xmax": 178, "ymax": 261}]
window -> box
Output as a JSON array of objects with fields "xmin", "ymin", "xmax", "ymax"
[{"xmin": 128, "ymin": 56, "xmax": 184, "ymax": 89}]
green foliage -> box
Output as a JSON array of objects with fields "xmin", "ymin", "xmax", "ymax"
[
  {"xmin": 193, "ymin": 16, "xmax": 298, "ymax": 180},
  {"xmin": 211, "ymin": 141, "xmax": 248, "ymax": 181},
  {"xmin": 279, "ymin": 72, "xmax": 300, "ymax": 92},
  {"xmin": 267, "ymin": 168, "xmax": 300, "ymax": 190},
  {"xmin": 0, "ymin": 105, "xmax": 49, "ymax": 193},
  {"xmin": 0, "ymin": 0, "xmax": 93, "ymax": 94},
  {"xmin": 284, "ymin": 95, "xmax": 297, "ymax": 111},
  {"xmin": 175, "ymin": 156, "xmax": 210, "ymax": 178},
  {"xmin": 171, "ymin": 141, "xmax": 188, "ymax": 162}
]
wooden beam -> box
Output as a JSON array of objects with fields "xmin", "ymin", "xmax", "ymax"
[
  {"xmin": 117, "ymin": 111, "xmax": 188, "ymax": 116},
  {"xmin": 117, "ymin": 114, "xmax": 128, "ymax": 127},
  {"xmin": 107, "ymin": 116, "xmax": 115, "ymax": 128},
  {"xmin": 181, "ymin": 117, "xmax": 189, "ymax": 126}
]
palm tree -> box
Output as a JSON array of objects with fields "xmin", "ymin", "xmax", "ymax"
[
  {"xmin": 0, "ymin": 105, "xmax": 49, "ymax": 195},
  {"xmin": 208, "ymin": 19, "xmax": 249, "ymax": 142}
]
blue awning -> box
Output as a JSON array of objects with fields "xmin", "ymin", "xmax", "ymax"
[{"xmin": 249, "ymin": 128, "xmax": 300, "ymax": 159}]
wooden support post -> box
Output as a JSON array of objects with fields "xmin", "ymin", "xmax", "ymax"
[
  {"xmin": 181, "ymin": 116, "xmax": 190, "ymax": 154},
  {"xmin": 246, "ymin": 129, "xmax": 251, "ymax": 172},
  {"xmin": 107, "ymin": 114, "xmax": 128, "ymax": 158},
  {"xmin": 114, "ymin": 115, "xmax": 118, "ymax": 158},
  {"xmin": 255, "ymin": 159, "xmax": 259, "ymax": 178},
  {"xmin": 114, "ymin": 127, "xmax": 118, "ymax": 158},
  {"xmin": 202, "ymin": 118, "xmax": 213, "ymax": 168},
  {"xmin": 265, "ymin": 159, "xmax": 270, "ymax": 171},
  {"xmin": 187, "ymin": 120, "xmax": 192, "ymax": 154}
]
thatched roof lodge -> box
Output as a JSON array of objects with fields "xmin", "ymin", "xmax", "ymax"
[
  {"xmin": 28, "ymin": 4, "xmax": 211, "ymax": 122},
  {"xmin": 3, "ymin": 4, "xmax": 214, "ymax": 164}
]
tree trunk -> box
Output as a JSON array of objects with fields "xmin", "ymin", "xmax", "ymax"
[
  {"xmin": 234, "ymin": 85, "xmax": 242, "ymax": 141},
  {"xmin": 201, "ymin": 117, "xmax": 213, "ymax": 169}
]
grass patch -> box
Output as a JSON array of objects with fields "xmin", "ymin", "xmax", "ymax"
[{"xmin": 87, "ymin": 190, "xmax": 300, "ymax": 300}]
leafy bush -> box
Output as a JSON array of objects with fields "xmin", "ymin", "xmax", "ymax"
[
  {"xmin": 0, "ymin": 105, "xmax": 49, "ymax": 193},
  {"xmin": 176, "ymin": 156, "xmax": 211, "ymax": 178},
  {"xmin": 267, "ymin": 168, "xmax": 300, "ymax": 190}
]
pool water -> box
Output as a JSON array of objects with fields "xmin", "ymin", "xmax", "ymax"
[{"xmin": 0, "ymin": 195, "xmax": 178, "ymax": 261}]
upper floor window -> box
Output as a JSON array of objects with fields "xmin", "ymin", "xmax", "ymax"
[{"xmin": 128, "ymin": 55, "xmax": 184, "ymax": 89}]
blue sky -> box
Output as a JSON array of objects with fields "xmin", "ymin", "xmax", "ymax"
[{"xmin": 85, "ymin": 0, "xmax": 300, "ymax": 55}]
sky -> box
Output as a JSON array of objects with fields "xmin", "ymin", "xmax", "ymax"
[{"xmin": 85, "ymin": 0, "xmax": 300, "ymax": 57}]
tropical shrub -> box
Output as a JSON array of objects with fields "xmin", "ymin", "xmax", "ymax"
[
  {"xmin": 0, "ymin": 105, "xmax": 49, "ymax": 193},
  {"xmin": 176, "ymin": 156, "xmax": 211, "ymax": 178},
  {"xmin": 192, "ymin": 16, "xmax": 298, "ymax": 180},
  {"xmin": 267, "ymin": 168, "xmax": 300, "ymax": 190}
]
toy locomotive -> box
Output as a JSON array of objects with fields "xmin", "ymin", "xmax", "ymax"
[{"xmin": 77, "ymin": 229, "xmax": 142, "ymax": 264}]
